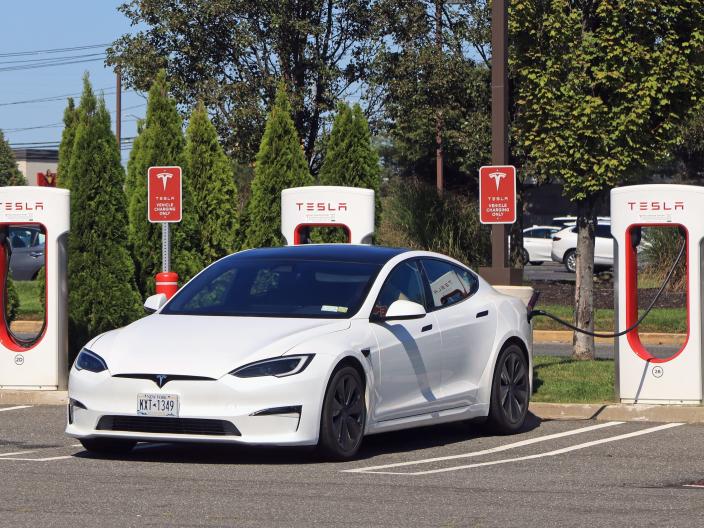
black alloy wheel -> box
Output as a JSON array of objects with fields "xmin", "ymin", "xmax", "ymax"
[
  {"xmin": 318, "ymin": 366, "xmax": 366, "ymax": 460},
  {"xmin": 487, "ymin": 344, "xmax": 529, "ymax": 434}
]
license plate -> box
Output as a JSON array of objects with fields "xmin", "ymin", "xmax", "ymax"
[{"xmin": 137, "ymin": 393, "xmax": 179, "ymax": 417}]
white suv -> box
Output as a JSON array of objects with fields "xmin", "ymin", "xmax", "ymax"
[
  {"xmin": 551, "ymin": 223, "xmax": 614, "ymax": 272},
  {"xmin": 522, "ymin": 226, "xmax": 561, "ymax": 265}
]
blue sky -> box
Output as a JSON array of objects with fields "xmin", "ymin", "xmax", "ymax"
[{"xmin": 0, "ymin": 1, "xmax": 142, "ymax": 163}]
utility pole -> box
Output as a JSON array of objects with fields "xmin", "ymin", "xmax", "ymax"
[
  {"xmin": 435, "ymin": 0, "xmax": 444, "ymax": 195},
  {"xmin": 115, "ymin": 66, "xmax": 122, "ymax": 146},
  {"xmin": 479, "ymin": 0, "xmax": 521, "ymax": 285}
]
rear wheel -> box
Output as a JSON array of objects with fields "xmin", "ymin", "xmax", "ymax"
[
  {"xmin": 487, "ymin": 344, "xmax": 529, "ymax": 434},
  {"xmin": 80, "ymin": 438, "xmax": 136, "ymax": 455},
  {"xmin": 564, "ymin": 249, "xmax": 577, "ymax": 272},
  {"xmin": 318, "ymin": 365, "xmax": 366, "ymax": 460}
]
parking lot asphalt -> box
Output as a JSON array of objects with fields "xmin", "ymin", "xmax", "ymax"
[
  {"xmin": 523, "ymin": 261, "xmax": 576, "ymax": 282},
  {"xmin": 1, "ymin": 405, "xmax": 703, "ymax": 527}
]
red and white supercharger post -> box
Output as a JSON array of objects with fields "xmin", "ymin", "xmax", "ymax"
[
  {"xmin": 0, "ymin": 187, "xmax": 69, "ymax": 390},
  {"xmin": 148, "ymin": 166, "xmax": 181, "ymax": 299},
  {"xmin": 611, "ymin": 184, "xmax": 703, "ymax": 404},
  {"xmin": 281, "ymin": 186, "xmax": 375, "ymax": 245}
]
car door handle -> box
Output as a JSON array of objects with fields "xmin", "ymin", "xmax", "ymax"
[
  {"xmin": 476, "ymin": 310, "xmax": 489, "ymax": 318},
  {"xmin": 421, "ymin": 324, "xmax": 433, "ymax": 332},
  {"xmin": 29, "ymin": 252, "xmax": 43, "ymax": 258}
]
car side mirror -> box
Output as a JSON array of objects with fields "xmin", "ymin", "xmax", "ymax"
[
  {"xmin": 144, "ymin": 293, "xmax": 167, "ymax": 314},
  {"xmin": 379, "ymin": 300, "xmax": 427, "ymax": 321}
]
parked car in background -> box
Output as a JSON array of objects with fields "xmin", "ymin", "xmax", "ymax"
[
  {"xmin": 551, "ymin": 223, "xmax": 614, "ymax": 272},
  {"xmin": 521, "ymin": 226, "xmax": 561, "ymax": 265},
  {"xmin": 9, "ymin": 226, "xmax": 45, "ymax": 280},
  {"xmin": 551, "ymin": 216, "xmax": 610, "ymax": 228}
]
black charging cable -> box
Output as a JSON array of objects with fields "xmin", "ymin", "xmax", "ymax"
[{"xmin": 527, "ymin": 238, "xmax": 686, "ymax": 339}]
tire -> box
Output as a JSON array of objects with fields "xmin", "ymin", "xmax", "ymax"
[
  {"xmin": 318, "ymin": 365, "xmax": 366, "ymax": 460},
  {"xmin": 487, "ymin": 344, "xmax": 530, "ymax": 434},
  {"xmin": 521, "ymin": 248, "xmax": 530, "ymax": 265},
  {"xmin": 563, "ymin": 249, "xmax": 577, "ymax": 273},
  {"xmin": 80, "ymin": 437, "xmax": 136, "ymax": 455}
]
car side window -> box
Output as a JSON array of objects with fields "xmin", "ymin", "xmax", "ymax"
[
  {"xmin": 421, "ymin": 259, "xmax": 474, "ymax": 309},
  {"xmin": 372, "ymin": 261, "xmax": 425, "ymax": 319},
  {"xmin": 596, "ymin": 224, "xmax": 612, "ymax": 239}
]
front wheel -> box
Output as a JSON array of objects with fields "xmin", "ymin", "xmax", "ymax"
[
  {"xmin": 487, "ymin": 344, "xmax": 529, "ymax": 434},
  {"xmin": 80, "ymin": 437, "xmax": 136, "ymax": 455},
  {"xmin": 318, "ymin": 365, "xmax": 366, "ymax": 460}
]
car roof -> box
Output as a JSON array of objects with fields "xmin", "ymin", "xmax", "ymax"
[
  {"xmin": 525, "ymin": 225, "xmax": 559, "ymax": 230},
  {"xmin": 234, "ymin": 244, "xmax": 410, "ymax": 264}
]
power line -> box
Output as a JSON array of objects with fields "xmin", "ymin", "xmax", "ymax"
[
  {"xmin": 0, "ymin": 88, "xmax": 138, "ymax": 107},
  {"xmin": 5, "ymin": 114, "xmax": 143, "ymax": 134},
  {"xmin": 0, "ymin": 43, "xmax": 109, "ymax": 58},
  {"xmin": 0, "ymin": 56, "xmax": 106, "ymax": 73},
  {"xmin": 10, "ymin": 136, "xmax": 135, "ymax": 149},
  {"xmin": 0, "ymin": 52, "xmax": 106, "ymax": 66}
]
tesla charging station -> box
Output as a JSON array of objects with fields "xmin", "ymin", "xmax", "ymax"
[
  {"xmin": 0, "ymin": 186, "xmax": 69, "ymax": 390},
  {"xmin": 612, "ymin": 184, "xmax": 703, "ymax": 404},
  {"xmin": 281, "ymin": 186, "xmax": 375, "ymax": 245}
]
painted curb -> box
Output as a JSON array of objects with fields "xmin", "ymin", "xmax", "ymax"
[
  {"xmin": 533, "ymin": 330, "xmax": 686, "ymax": 345},
  {"xmin": 0, "ymin": 390, "xmax": 68, "ymax": 406},
  {"xmin": 530, "ymin": 402, "xmax": 704, "ymax": 424}
]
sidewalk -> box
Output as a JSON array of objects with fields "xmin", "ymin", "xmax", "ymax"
[{"xmin": 530, "ymin": 402, "xmax": 704, "ymax": 424}]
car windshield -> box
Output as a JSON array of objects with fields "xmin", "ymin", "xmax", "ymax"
[{"xmin": 161, "ymin": 257, "xmax": 382, "ymax": 318}]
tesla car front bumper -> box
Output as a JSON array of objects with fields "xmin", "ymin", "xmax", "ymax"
[{"xmin": 65, "ymin": 362, "xmax": 330, "ymax": 446}]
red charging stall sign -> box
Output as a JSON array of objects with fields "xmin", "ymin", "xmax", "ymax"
[
  {"xmin": 479, "ymin": 165, "xmax": 517, "ymax": 224},
  {"xmin": 148, "ymin": 166, "xmax": 182, "ymax": 223}
]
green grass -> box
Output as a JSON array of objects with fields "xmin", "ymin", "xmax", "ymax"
[
  {"xmin": 14, "ymin": 280, "xmax": 44, "ymax": 319},
  {"xmin": 532, "ymin": 355, "xmax": 615, "ymax": 403},
  {"xmin": 532, "ymin": 304, "xmax": 686, "ymax": 334}
]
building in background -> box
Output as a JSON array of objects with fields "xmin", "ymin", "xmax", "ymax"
[{"xmin": 13, "ymin": 149, "xmax": 58, "ymax": 187}]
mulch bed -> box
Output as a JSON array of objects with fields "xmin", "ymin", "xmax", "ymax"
[{"xmin": 528, "ymin": 280, "xmax": 686, "ymax": 309}]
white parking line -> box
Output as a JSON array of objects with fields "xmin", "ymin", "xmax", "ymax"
[
  {"xmin": 0, "ymin": 450, "xmax": 35, "ymax": 457},
  {"xmin": 344, "ymin": 421, "xmax": 623, "ymax": 474},
  {"xmin": 0, "ymin": 405, "xmax": 32, "ymax": 412},
  {"xmin": 0, "ymin": 455, "xmax": 73, "ymax": 462},
  {"xmin": 354, "ymin": 422, "xmax": 684, "ymax": 475}
]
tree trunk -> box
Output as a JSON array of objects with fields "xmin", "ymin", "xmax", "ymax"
[{"xmin": 573, "ymin": 199, "xmax": 596, "ymax": 360}]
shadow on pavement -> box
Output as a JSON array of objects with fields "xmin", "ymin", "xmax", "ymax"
[{"xmin": 72, "ymin": 412, "xmax": 542, "ymax": 465}]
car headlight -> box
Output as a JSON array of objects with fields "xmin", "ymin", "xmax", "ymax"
[
  {"xmin": 75, "ymin": 348, "xmax": 108, "ymax": 373},
  {"xmin": 230, "ymin": 355, "xmax": 314, "ymax": 378}
]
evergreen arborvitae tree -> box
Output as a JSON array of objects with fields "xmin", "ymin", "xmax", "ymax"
[
  {"xmin": 184, "ymin": 102, "xmax": 239, "ymax": 264},
  {"xmin": 0, "ymin": 130, "xmax": 25, "ymax": 186},
  {"xmin": 0, "ymin": 130, "xmax": 23, "ymax": 320},
  {"xmin": 126, "ymin": 70, "xmax": 201, "ymax": 294},
  {"xmin": 245, "ymin": 83, "xmax": 313, "ymax": 247},
  {"xmin": 67, "ymin": 88, "xmax": 142, "ymax": 357},
  {"xmin": 57, "ymin": 97, "xmax": 78, "ymax": 188},
  {"xmin": 317, "ymin": 103, "xmax": 381, "ymax": 241}
]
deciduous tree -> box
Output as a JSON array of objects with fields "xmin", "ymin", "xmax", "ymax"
[
  {"xmin": 511, "ymin": 0, "xmax": 704, "ymax": 358},
  {"xmin": 108, "ymin": 0, "xmax": 376, "ymax": 167}
]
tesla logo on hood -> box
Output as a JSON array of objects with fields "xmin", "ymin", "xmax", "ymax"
[{"xmin": 155, "ymin": 374, "xmax": 168, "ymax": 388}]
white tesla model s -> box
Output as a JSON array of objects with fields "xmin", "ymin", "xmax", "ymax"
[{"xmin": 66, "ymin": 245, "xmax": 532, "ymax": 459}]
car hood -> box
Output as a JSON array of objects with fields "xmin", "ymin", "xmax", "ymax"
[{"xmin": 91, "ymin": 315, "xmax": 351, "ymax": 378}]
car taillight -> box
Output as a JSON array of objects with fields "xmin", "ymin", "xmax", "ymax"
[{"xmin": 552, "ymin": 237, "xmax": 561, "ymax": 241}]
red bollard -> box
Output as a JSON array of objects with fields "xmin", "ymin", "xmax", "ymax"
[{"xmin": 155, "ymin": 271, "xmax": 179, "ymax": 299}]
